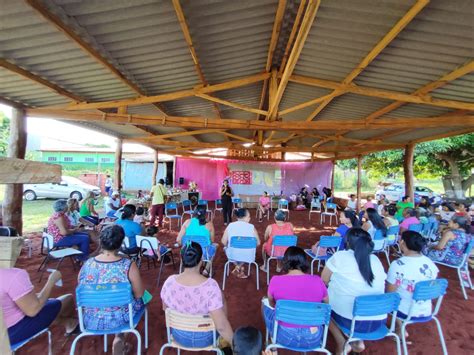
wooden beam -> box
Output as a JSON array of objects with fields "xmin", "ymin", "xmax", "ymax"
[
  {"xmin": 262, "ymin": 69, "xmax": 280, "ymax": 144},
  {"xmin": 0, "ymin": 158, "xmax": 61, "ymax": 184},
  {"xmin": 356, "ymin": 155, "xmax": 362, "ymax": 211},
  {"xmin": 26, "ymin": 108, "xmax": 474, "ymax": 131},
  {"xmin": 220, "ymin": 132, "xmax": 254, "ymax": 143},
  {"xmin": 138, "ymin": 128, "xmax": 223, "ymax": 141},
  {"xmin": 114, "ymin": 138, "xmax": 122, "ymax": 191},
  {"xmin": 404, "ymin": 143, "xmax": 415, "ymax": 202},
  {"xmin": 280, "ymin": 93, "xmax": 341, "ymax": 116},
  {"xmin": 0, "ymin": 97, "xmax": 26, "ymax": 109},
  {"xmin": 63, "ymin": 73, "xmax": 270, "ymax": 111},
  {"xmin": 289, "ymin": 75, "xmax": 474, "ymax": 111},
  {"xmin": 330, "ymin": 161, "xmax": 335, "ymax": 192},
  {"xmin": 2, "ymin": 108, "xmax": 27, "ymax": 235},
  {"xmin": 195, "ymin": 93, "xmax": 267, "ymax": 115},
  {"xmin": 365, "ymin": 60, "xmax": 474, "ymax": 123},
  {"xmin": 0, "ymin": 59, "xmax": 82, "ymax": 102},
  {"xmin": 267, "ymin": 0, "xmax": 321, "ymax": 119},
  {"xmin": 152, "ymin": 149, "xmax": 158, "ymax": 186}
]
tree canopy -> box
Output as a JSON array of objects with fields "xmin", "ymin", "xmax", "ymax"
[{"xmin": 0, "ymin": 112, "xmax": 9, "ymax": 157}]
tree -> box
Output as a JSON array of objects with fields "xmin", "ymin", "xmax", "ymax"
[
  {"xmin": 337, "ymin": 133, "xmax": 474, "ymax": 198},
  {"xmin": 0, "ymin": 112, "xmax": 10, "ymax": 157}
]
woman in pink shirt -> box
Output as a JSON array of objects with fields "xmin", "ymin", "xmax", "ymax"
[
  {"xmin": 0, "ymin": 268, "xmax": 77, "ymax": 346},
  {"xmin": 400, "ymin": 208, "xmax": 420, "ymax": 233},
  {"xmin": 261, "ymin": 209, "xmax": 295, "ymax": 272},
  {"xmin": 257, "ymin": 191, "xmax": 271, "ymax": 222},
  {"xmin": 263, "ymin": 246, "xmax": 328, "ymax": 349}
]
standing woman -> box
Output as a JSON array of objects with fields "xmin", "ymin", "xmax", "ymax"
[{"xmin": 220, "ymin": 179, "xmax": 234, "ymax": 226}]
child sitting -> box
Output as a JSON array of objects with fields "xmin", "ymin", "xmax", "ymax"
[
  {"xmin": 233, "ymin": 326, "xmax": 272, "ymax": 355},
  {"xmin": 145, "ymin": 226, "xmax": 170, "ymax": 263},
  {"xmin": 133, "ymin": 206, "xmax": 146, "ymax": 225}
]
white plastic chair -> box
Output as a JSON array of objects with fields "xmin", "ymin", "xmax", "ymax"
[
  {"xmin": 320, "ymin": 202, "xmax": 338, "ymax": 225},
  {"xmin": 309, "ymin": 199, "xmax": 322, "ymax": 221},
  {"xmin": 277, "ymin": 199, "xmax": 289, "ymax": 220}
]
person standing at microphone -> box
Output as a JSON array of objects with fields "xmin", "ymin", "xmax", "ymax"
[{"xmin": 220, "ymin": 179, "xmax": 234, "ymax": 226}]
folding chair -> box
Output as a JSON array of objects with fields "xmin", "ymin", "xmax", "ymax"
[
  {"xmin": 434, "ymin": 240, "xmax": 474, "ymax": 300},
  {"xmin": 408, "ymin": 223, "xmax": 423, "ymax": 233},
  {"xmin": 159, "ymin": 308, "xmax": 223, "ymax": 354},
  {"xmin": 263, "ymin": 235, "xmax": 298, "ymax": 285},
  {"xmin": 180, "ymin": 235, "xmax": 215, "ymax": 277},
  {"xmin": 321, "ymin": 203, "xmax": 338, "ymax": 225},
  {"xmin": 421, "ymin": 222, "xmax": 432, "ymax": 239},
  {"xmin": 309, "ymin": 199, "xmax": 322, "ymax": 221},
  {"xmin": 11, "ymin": 328, "xmax": 52, "ymax": 355},
  {"xmin": 334, "ymin": 293, "xmax": 402, "ymax": 355},
  {"xmin": 38, "ymin": 232, "xmax": 83, "ymax": 282},
  {"xmin": 198, "ymin": 199, "xmax": 213, "ymax": 220},
  {"xmin": 398, "ymin": 279, "xmax": 448, "ymax": 355},
  {"xmin": 164, "ymin": 202, "xmax": 182, "ymax": 230},
  {"xmin": 222, "ymin": 236, "xmax": 259, "ymax": 290},
  {"xmin": 181, "ymin": 199, "xmax": 194, "ymax": 224},
  {"xmin": 305, "ymin": 236, "xmax": 343, "ymax": 275},
  {"xmin": 120, "ymin": 236, "xmax": 141, "ymax": 265},
  {"xmin": 256, "ymin": 204, "xmax": 271, "ymax": 221},
  {"xmin": 277, "ymin": 199, "xmax": 290, "ymax": 219},
  {"xmin": 263, "ymin": 299, "xmax": 331, "ymax": 354},
  {"xmin": 137, "ymin": 235, "xmax": 175, "ymax": 286},
  {"xmin": 70, "ymin": 283, "xmax": 148, "ymax": 355},
  {"xmin": 384, "ymin": 225, "xmax": 401, "ymax": 263}
]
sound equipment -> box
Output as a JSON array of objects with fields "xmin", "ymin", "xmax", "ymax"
[
  {"xmin": 179, "ymin": 177, "xmax": 185, "ymax": 185},
  {"xmin": 188, "ymin": 192, "xmax": 199, "ymax": 207}
]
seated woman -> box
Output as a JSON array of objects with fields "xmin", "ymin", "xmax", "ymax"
[
  {"xmin": 115, "ymin": 204, "xmax": 144, "ymax": 255},
  {"xmin": 47, "ymin": 199, "xmax": 90, "ymax": 262},
  {"xmin": 78, "ymin": 225, "xmax": 145, "ymax": 353},
  {"xmin": 257, "ymin": 191, "xmax": 271, "ymax": 223},
  {"xmin": 263, "ymin": 246, "xmax": 328, "ymax": 349},
  {"xmin": 177, "ymin": 206, "xmax": 217, "ymax": 276},
  {"xmin": 362, "ymin": 208, "xmax": 387, "ymax": 250},
  {"xmin": 160, "ymin": 242, "xmax": 233, "ymax": 347},
  {"xmin": 79, "ymin": 191, "xmax": 99, "ymax": 225},
  {"xmin": 221, "ymin": 208, "xmax": 260, "ymax": 279},
  {"xmin": 261, "ymin": 209, "xmax": 295, "ymax": 272},
  {"xmin": 299, "ymin": 185, "xmax": 310, "ymax": 208},
  {"xmin": 387, "ymin": 231, "xmax": 438, "ymax": 337},
  {"xmin": 425, "ymin": 215, "xmax": 470, "ymax": 266},
  {"xmin": 382, "ymin": 205, "xmax": 399, "ymax": 228},
  {"xmin": 322, "ymin": 228, "xmax": 387, "ymax": 354},
  {"xmin": 1, "ymin": 267, "xmax": 77, "ymax": 346},
  {"xmin": 105, "ymin": 191, "xmax": 122, "ymax": 219},
  {"xmin": 399, "ymin": 208, "xmax": 420, "ymax": 233},
  {"xmin": 310, "ymin": 210, "xmax": 360, "ymax": 255}
]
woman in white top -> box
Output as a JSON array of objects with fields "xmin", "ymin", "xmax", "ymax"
[
  {"xmin": 221, "ymin": 208, "xmax": 260, "ymax": 278},
  {"xmin": 362, "ymin": 208, "xmax": 387, "ymax": 250},
  {"xmin": 322, "ymin": 228, "xmax": 387, "ymax": 354},
  {"xmin": 387, "ymin": 230, "xmax": 438, "ymax": 338}
]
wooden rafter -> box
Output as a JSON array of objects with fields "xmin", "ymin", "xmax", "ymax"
[
  {"xmin": 62, "ymin": 73, "xmax": 269, "ymax": 111},
  {"xmin": 0, "ymin": 96, "xmax": 26, "ymax": 109},
  {"xmin": 195, "ymin": 93, "xmax": 267, "ymax": 116},
  {"xmin": 137, "ymin": 128, "xmax": 223, "ymax": 141},
  {"xmin": 26, "ymin": 108, "xmax": 474, "ymax": 131}
]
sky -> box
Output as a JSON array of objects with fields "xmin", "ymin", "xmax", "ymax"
[{"xmin": 0, "ymin": 103, "xmax": 151, "ymax": 152}]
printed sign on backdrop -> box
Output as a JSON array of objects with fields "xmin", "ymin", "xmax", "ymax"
[{"xmin": 231, "ymin": 171, "xmax": 252, "ymax": 185}]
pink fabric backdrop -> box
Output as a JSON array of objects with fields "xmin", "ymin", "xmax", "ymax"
[{"xmin": 175, "ymin": 158, "xmax": 333, "ymax": 200}]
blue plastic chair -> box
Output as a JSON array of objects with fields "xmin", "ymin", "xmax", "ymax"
[
  {"xmin": 70, "ymin": 283, "xmax": 148, "ymax": 355},
  {"xmin": 277, "ymin": 199, "xmax": 290, "ymax": 219},
  {"xmin": 181, "ymin": 234, "xmax": 215, "ymax": 277},
  {"xmin": 384, "ymin": 224, "xmax": 401, "ymax": 263},
  {"xmin": 408, "ymin": 223, "xmax": 423, "ymax": 233},
  {"xmin": 180, "ymin": 199, "xmax": 194, "ymax": 224},
  {"xmin": 198, "ymin": 199, "xmax": 213, "ymax": 220},
  {"xmin": 214, "ymin": 198, "xmax": 223, "ymax": 216},
  {"xmin": 372, "ymin": 229, "xmax": 386, "ymax": 253},
  {"xmin": 321, "ymin": 203, "xmax": 338, "ymax": 225},
  {"xmin": 264, "ymin": 299, "xmax": 331, "ymax": 354},
  {"xmin": 434, "ymin": 240, "xmax": 474, "ymax": 300},
  {"xmin": 334, "ymin": 293, "xmax": 401, "ymax": 355},
  {"xmin": 232, "ymin": 197, "xmax": 242, "ymax": 209},
  {"xmin": 11, "ymin": 328, "xmax": 51, "ymax": 354},
  {"xmin": 263, "ymin": 235, "xmax": 298, "ymax": 284},
  {"xmin": 164, "ymin": 202, "xmax": 181, "ymax": 230},
  {"xmin": 398, "ymin": 279, "xmax": 448, "ymax": 355},
  {"xmin": 305, "ymin": 236, "xmax": 343, "ymax": 275},
  {"xmin": 222, "ymin": 236, "xmax": 259, "ymax": 290}
]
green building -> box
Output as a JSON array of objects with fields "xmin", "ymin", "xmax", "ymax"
[{"xmin": 39, "ymin": 149, "xmax": 115, "ymax": 171}]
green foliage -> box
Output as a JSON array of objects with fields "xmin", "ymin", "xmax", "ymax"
[
  {"xmin": 84, "ymin": 143, "xmax": 111, "ymax": 148},
  {"xmin": 0, "ymin": 112, "xmax": 10, "ymax": 157}
]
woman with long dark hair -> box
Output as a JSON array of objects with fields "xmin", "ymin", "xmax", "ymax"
[
  {"xmin": 363, "ymin": 207, "xmax": 387, "ymax": 239},
  {"xmin": 220, "ymin": 179, "xmax": 234, "ymax": 225},
  {"xmin": 322, "ymin": 228, "xmax": 387, "ymax": 354}
]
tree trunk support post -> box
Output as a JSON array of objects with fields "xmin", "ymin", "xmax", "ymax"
[
  {"xmin": 2, "ymin": 108, "xmax": 27, "ymax": 235},
  {"xmin": 404, "ymin": 143, "xmax": 415, "ymax": 203},
  {"xmin": 152, "ymin": 149, "xmax": 159, "ymax": 186},
  {"xmin": 114, "ymin": 138, "xmax": 123, "ymax": 192},
  {"xmin": 356, "ymin": 155, "xmax": 362, "ymax": 212},
  {"xmin": 330, "ymin": 160, "xmax": 335, "ymax": 194}
]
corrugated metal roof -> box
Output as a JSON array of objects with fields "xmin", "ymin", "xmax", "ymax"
[{"xmin": 0, "ymin": 0, "xmax": 472, "ymax": 160}]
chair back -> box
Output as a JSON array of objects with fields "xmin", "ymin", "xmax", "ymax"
[
  {"xmin": 216, "ymin": 199, "xmax": 222, "ymax": 207},
  {"xmin": 310, "ymin": 199, "xmax": 321, "ymax": 209},
  {"xmin": 372, "ymin": 229, "xmax": 386, "ymax": 251},
  {"xmin": 353, "ymin": 293, "xmax": 400, "ymax": 318},
  {"xmin": 198, "ymin": 200, "xmax": 209, "ymax": 209},
  {"xmin": 464, "ymin": 240, "xmax": 474, "ymax": 260},
  {"xmin": 137, "ymin": 235, "xmax": 159, "ymax": 251},
  {"xmin": 412, "ymin": 279, "xmax": 448, "ymax": 302},
  {"xmin": 229, "ymin": 236, "xmax": 258, "ymax": 249},
  {"xmin": 42, "ymin": 232, "xmax": 54, "ymax": 252},
  {"xmin": 408, "ymin": 223, "xmax": 423, "ymax": 233},
  {"xmin": 325, "ymin": 203, "xmax": 337, "ymax": 212},
  {"xmin": 122, "ymin": 236, "xmax": 131, "ymax": 248},
  {"xmin": 386, "ymin": 225, "xmax": 400, "ymax": 243},
  {"xmin": 318, "ymin": 235, "xmax": 343, "ymax": 249},
  {"xmin": 182, "ymin": 199, "xmax": 192, "ymax": 211},
  {"xmin": 275, "ymin": 300, "xmax": 331, "ymax": 327},
  {"xmin": 421, "ymin": 222, "xmax": 432, "ymax": 237},
  {"xmin": 76, "ymin": 283, "xmax": 134, "ymax": 331},
  {"xmin": 373, "ymin": 229, "xmax": 385, "ymax": 240},
  {"xmin": 165, "ymin": 202, "xmax": 179, "ymax": 215},
  {"xmin": 278, "ymin": 199, "xmax": 289, "ymax": 209},
  {"xmin": 182, "ymin": 234, "xmax": 211, "ymax": 248},
  {"xmin": 272, "ymin": 235, "xmax": 297, "ymax": 247}
]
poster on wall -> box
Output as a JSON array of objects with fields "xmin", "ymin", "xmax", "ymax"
[{"xmin": 230, "ymin": 171, "xmax": 252, "ymax": 185}]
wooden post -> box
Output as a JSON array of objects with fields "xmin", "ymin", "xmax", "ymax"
[
  {"xmin": 114, "ymin": 138, "xmax": 123, "ymax": 191},
  {"xmin": 330, "ymin": 160, "xmax": 335, "ymax": 193},
  {"xmin": 2, "ymin": 108, "xmax": 27, "ymax": 235},
  {"xmin": 152, "ymin": 149, "xmax": 159, "ymax": 186},
  {"xmin": 356, "ymin": 155, "xmax": 362, "ymax": 212},
  {"xmin": 404, "ymin": 143, "xmax": 415, "ymax": 202}
]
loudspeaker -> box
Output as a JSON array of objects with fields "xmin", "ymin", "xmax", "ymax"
[
  {"xmin": 179, "ymin": 177, "xmax": 185, "ymax": 185},
  {"xmin": 188, "ymin": 192, "xmax": 199, "ymax": 206},
  {"xmin": 165, "ymin": 177, "xmax": 171, "ymax": 185}
]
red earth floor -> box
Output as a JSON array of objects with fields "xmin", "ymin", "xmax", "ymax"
[{"xmin": 13, "ymin": 209, "xmax": 474, "ymax": 354}]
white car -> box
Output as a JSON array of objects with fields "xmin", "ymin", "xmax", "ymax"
[
  {"xmin": 375, "ymin": 183, "xmax": 441, "ymax": 203},
  {"xmin": 23, "ymin": 176, "xmax": 101, "ymax": 201}
]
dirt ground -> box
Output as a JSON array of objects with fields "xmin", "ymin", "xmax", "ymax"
[{"xmin": 14, "ymin": 209, "xmax": 474, "ymax": 354}]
